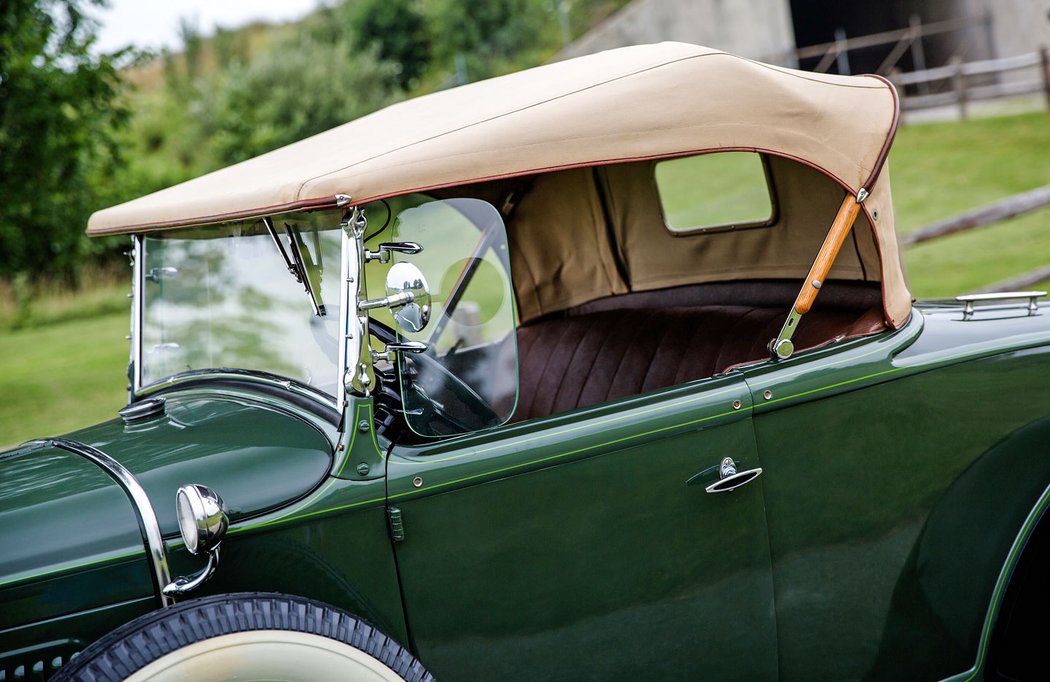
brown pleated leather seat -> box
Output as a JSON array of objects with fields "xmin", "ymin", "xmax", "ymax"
[{"xmin": 512, "ymin": 305, "xmax": 882, "ymax": 422}]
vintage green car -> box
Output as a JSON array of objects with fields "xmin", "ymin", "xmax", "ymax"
[{"xmin": 2, "ymin": 42, "xmax": 1048, "ymax": 681}]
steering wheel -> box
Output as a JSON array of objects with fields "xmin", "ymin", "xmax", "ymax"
[{"xmin": 369, "ymin": 319, "xmax": 500, "ymax": 435}]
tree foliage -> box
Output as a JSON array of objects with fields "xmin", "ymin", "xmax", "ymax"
[
  {"xmin": 351, "ymin": 0, "xmax": 430, "ymax": 89},
  {"xmin": 207, "ymin": 36, "xmax": 401, "ymax": 165},
  {"xmin": 425, "ymin": 0, "xmax": 551, "ymax": 79},
  {"xmin": 0, "ymin": 0, "xmax": 130, "ymax": 280},
  {"xmin": 0, "ymin": 0, "xmax": 635, "ymax": 286}
]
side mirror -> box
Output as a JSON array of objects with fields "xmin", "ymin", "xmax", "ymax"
[
  {"xmin": 163, "ymin": 484, "xmax": 228, "ymax": 596},
  {"xmin": 360, "ymin": 261, "xmax": 432, "ymax": 334}
]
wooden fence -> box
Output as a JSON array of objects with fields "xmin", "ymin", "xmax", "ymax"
[
  {"xmin": 891, "ymin": 49, "xmax": 1050, "ymax": 117},
  {"xmin": 787, "ymin": 14, "xmax": 1050, "ymax": 117},
  {"xmin": 794, "ymin": 15, "xmax": 981, "ymax": 76},
  {"xmin": 902, "ymin": 186, "xmax": 1050, "ymax": 293}
]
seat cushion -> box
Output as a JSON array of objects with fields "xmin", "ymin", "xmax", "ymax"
[{"xmin": 512, "ymin": 305, "xmax": 881, "ymax": 422}]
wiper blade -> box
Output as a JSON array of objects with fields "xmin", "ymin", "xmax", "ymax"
[
  {"xmin": 264, "ymin": 217, "xmax": 300, "ymax": 282},
  {"xmin": 285, "ymin": 224, "xmax": 325, "ymax": 317},
  {"xmin": 263, "ymin": 216, "xmax": 325, "ymax": 317}
]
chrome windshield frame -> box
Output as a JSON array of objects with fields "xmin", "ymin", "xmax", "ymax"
[
  {"xmin": 338, "ymin": 205, "xmax": 367, "ymax": 407},
  {"xmin": 130, "ymin": 235, "xmax": 144, "ymax": 401},
  {"xmin": 130, "ymin": 213, "xmax": 352, "ymax": 411},
  {"xmin": 136, "ymin": 367, "xmax": 339, "ymax": 412}
]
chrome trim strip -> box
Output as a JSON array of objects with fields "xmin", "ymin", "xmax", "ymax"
[
  {"xmin": 26, "ymin": 438, "xmax": 173, "ymax": 608},
  {"xmin": 131, "ymin": 235, "xmax": 144, "ymax": 400},
  {"xmin": 137, "ymin": 368, "xmax": 338, "ymax": 411}
]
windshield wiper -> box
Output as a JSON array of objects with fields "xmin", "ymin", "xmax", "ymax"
[{"xmin": 263, "ymin": 216, "xmax": 325, "ymax": 317}]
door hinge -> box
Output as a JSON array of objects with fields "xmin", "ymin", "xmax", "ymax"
[{"xmin": 387, "ymin": 506, "xmax": 405, "ymax": 543}]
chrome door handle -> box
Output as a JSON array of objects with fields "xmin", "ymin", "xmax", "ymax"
[{"xmin": 705, "ymin": 457, "xmax": 763, "ymax": 494}]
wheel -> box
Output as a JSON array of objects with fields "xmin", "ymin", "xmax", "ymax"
[{"xmin": 52, "ymin": 593, "xmax": 433, "ymax": 682}]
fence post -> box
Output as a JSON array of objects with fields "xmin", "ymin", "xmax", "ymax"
[
  {"xmin": 951, "ymin": 56, "xmax": 968, "ymax": 119},
  {"xmin": 1041, "ymin": 46, "xmax": 1050, "ymax": 112},
  {"xmin": 909, "ymin": 14, "xmax": 929, "ymax": 93}
]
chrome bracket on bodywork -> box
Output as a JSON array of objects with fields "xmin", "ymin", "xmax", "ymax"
[
  {"xmin": 163, "ymin": 547, "xmax": 220, "ymax": 596},
  {"xmin": 769, "ymin": 308, "xmax": 803, "ymax": 360},
  {"xmin": 24, "ymin": 438, "xmax": 174, "ymax": 608},
  {"xmin": 957, "ymin": 291, "xmax": 1046, "ymax": 318},
  {"xmin": 769, "ymin": 191, "xmax": 864, "ymax": 361}
]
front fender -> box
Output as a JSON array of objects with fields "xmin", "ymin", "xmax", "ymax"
[{"xmin": 1, "ymin": 391, "xmax": 336, "ymax": 662}]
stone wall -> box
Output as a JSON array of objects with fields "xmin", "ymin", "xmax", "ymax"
[{"xmin": 556, "ymin": 0, "xmax": 797, "ymax": 65}]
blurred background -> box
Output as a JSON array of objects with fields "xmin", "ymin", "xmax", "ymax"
[{"xmin": 1, "ymin": 0, "xmax": 1048, "ymax": 445}]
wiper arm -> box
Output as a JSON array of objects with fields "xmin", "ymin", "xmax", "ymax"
[
  {"xmin": 263, "ymin": 216, "xmax": 326, "ymax": 317},
  {"xmin": 264, "ymin": 217, "xmax": 300, "ymax": 282},
  {"xmin": 285, "ymin": 224, "xmax": 326, "ymax": 317}
]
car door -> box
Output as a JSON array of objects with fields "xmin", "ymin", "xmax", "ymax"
[{"xmin": 387, "ymin": 373, "xmax": 776, "ymax": 680}]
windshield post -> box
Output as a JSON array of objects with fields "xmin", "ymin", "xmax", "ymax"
[
  {"xmin": 129, "ymin": 234, "xmax": 144, "ymax": 403},
  {"xmin": 338, "ymin": 206, "xmax": 368, "ymax": 409}
]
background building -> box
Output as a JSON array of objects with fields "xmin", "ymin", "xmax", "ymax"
[{"xmin": 560, "ymin": 0, "xmax": 1050, "ymax": 74}]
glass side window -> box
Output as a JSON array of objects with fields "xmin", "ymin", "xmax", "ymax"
[
  {"xmin": 389, "ymin": 198, "xmax": 519, "ymax": 437},
  {"xmin": 140, "ymin": 210, "xmax": 343, "ymax": 394},
  {"xmin": 654, "ymin": 152, "xmax": 775, "ymax": 234}
]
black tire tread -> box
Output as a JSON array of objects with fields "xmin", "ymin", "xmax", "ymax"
[{"xmin": 52, "ymin": 592, "xmax": 433, "ymax": 682}]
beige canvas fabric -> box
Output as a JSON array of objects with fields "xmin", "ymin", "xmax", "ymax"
[
  {"xmin": 87, "ymin": 41, "xmax": 910, "ymax": 326},
  {"xmin": 500, "ymin": 157, "xmax": 908, "ymax": 328}
]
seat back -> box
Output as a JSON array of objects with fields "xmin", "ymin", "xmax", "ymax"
[{"xmin": 512, "ymin": 305, "xmax": 882, "ymax": 422}]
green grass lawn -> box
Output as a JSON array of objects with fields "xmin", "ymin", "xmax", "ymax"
[
  {"xmin": 890, "ymin": 111, "xmax": 1050, "ymax": 297},
  {"xmin": 0, "ymin": 312, "xmax": 128, "ymax": 448},
  {"xmin": 1, "ymin": 111, "xmax": 1047, "ymax": 446}
]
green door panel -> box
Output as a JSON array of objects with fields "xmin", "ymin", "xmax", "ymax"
[
  {"xmin": 389, "ymin": 375, "xmax": 777, "ymax": 680},
  {"xmin": 742, "ymin": 315, "xmax": 1050, "ymax": 680}
]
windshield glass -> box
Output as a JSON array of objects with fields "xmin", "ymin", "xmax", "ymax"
[{"xmin": 140, "ymin": 210, "xmax": 343, "ymax": 394}]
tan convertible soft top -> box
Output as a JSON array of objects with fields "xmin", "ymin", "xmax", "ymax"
[{"xmin": 89, "ymin": 42, "xmax": 910, "ymax": 326}]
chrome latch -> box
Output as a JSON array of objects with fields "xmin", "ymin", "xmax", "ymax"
[
  {"xmin": 372, "ymin": 341, "xmax": 428, "ymax": 364},
  {"xmin": 364, "ymin": 242, "xmax": 423, "ymax": 264},
  {"xmin": 705, "ymin": 457, "xmax": 764, "ymax": 494}
]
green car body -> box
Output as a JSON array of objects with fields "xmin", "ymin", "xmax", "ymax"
[{"xmin": 3, "ymin": 42, "xmax": 1049, "ymax": 681}]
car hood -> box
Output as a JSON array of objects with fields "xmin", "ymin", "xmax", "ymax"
[{"xmin": 0, "ymin": 392, "xmax": 332, "ymax": 612}]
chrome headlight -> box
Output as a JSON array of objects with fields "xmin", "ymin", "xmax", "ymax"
[{"xmin": 175, "ymin": 484, "xmax": 228, "ymax": 555}]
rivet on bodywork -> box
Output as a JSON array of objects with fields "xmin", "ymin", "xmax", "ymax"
[
  {"xmin": 412, "ymin": 476, "xmax": 424, "ymax": 488},
  {"xmin": 763, "ymin": 390, "xmax": 773, "ymax": 400},
  {"xmin": 356, "ymin": 462, "xmax": 370, "ymax": 476},
  {"xmin": 358, "ymin": 420, "xmax": 370, "ymax": 432},
  {"xmin": 732, "ymin": 400, "xmax": 742, "ymax": 410}
]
